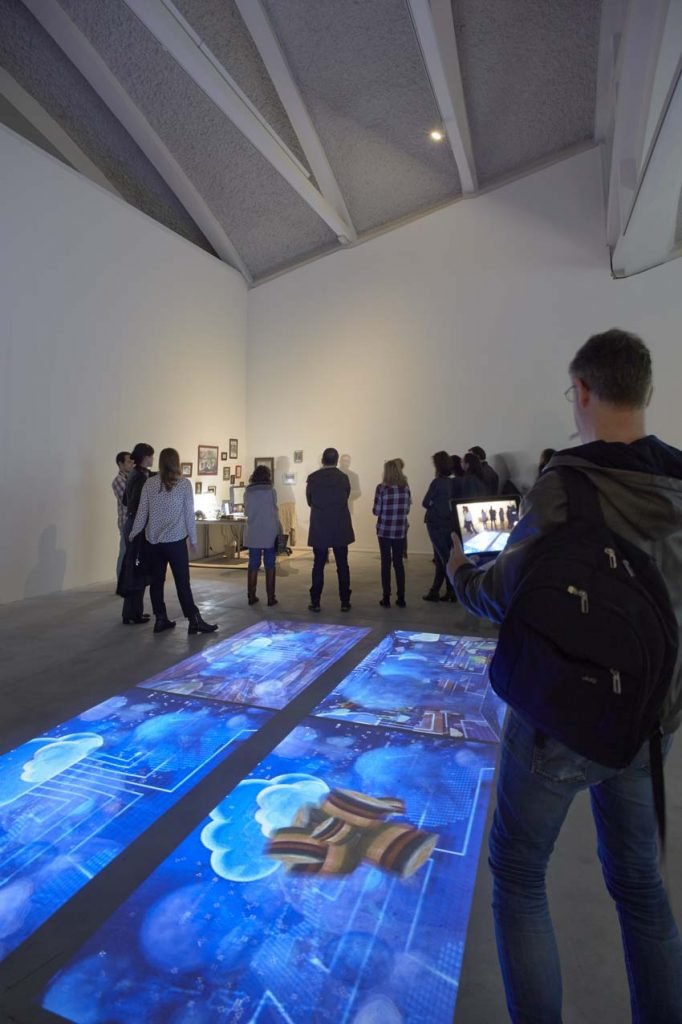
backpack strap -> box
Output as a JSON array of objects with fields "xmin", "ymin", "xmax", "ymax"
[
  {"xmin": 650, "ymin": 727, "xmax": 667, "ymax": 858},
  {"xmin": 552, "ymin": 465, "xmax": 604, "ymax": 523}
]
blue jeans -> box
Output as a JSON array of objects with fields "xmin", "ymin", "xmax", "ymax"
[
  {"xmin": 248, "ymin": 547, "xmax": 275, "ymax": 570},
  {"xmin": 491, "ymin": 711, "xmax": 682, "ymax": 1023}
]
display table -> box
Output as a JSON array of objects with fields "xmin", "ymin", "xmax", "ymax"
[{"xmin": 191, "ymin": 518, "xmax": 247, "ymax": 564}]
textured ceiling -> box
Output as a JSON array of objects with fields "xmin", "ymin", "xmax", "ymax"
[
  {"xmin": 452, "ymin": 0, "xmax": 601, "ymax": 184},
  {"xmin": 0, "ymin": 91, "xmax": 67, "ymax": 165},
  {"xmin": 1, "ymin": 0, "xmax": 604, "ymax": 281}
]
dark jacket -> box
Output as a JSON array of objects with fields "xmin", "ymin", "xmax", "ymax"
[
  {"xmin": 306, "ymin": 467, "xmax": 355, "ymax": 548},
  {"xmin": 460, "ymin": 474, "xmax": 489, "ymax": 500},
  {"xmin": 422, "ymin": 477, "xmax": 455, "ymax": 529},
  {"xmin": 481, "ymin": 462, "xmax": 499, "ymax": 495},
  {"xmin": 124, "ymin": 466, "xmax": 152, "ymax": 519},
  {"xmin": 453, "ymin": 437, "xmax": 682, "ymax": 733}
]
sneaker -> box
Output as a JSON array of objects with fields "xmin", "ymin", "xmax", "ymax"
[
  {"xmin": 422, "ymin": 592, "xmax": 440, "ymax": 602},
  {"xmin": 308, "ymin": 603, "xmax": 321, "ymax": 613}
]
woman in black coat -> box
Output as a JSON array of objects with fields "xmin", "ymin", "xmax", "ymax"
[
  {"xmin": 118, "ymin": 442, "xmax": 154, "ymax": 624},
  {"xmin": 422, "ymin": 451, "xmax": 457, "ymax": 603}
]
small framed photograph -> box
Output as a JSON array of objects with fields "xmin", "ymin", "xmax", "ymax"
[
  {"xmin": 230, "ymin": 475, "xmax": 236, "ymax": 485},
  {"xmin": 197, "ymin": 445, "xmax": 219, "ymax": 476},
  {"xmin": 293, "ymin": 450, "xmax": 303, "ymax": 463},
  {"xmin": 235, "ymin": 465, "xmax": 242, "ymax": 479},
  {"xmin": 254, "ymin": 457, "xmax": 275, "ymax": 476},
  {"xmin": 229, "ymin": 438, "xmax": 239, "ymax": 459},
  {"xmin": 181, "ymin": 462, "xmax": 192, "ymax": 477},
  {"xmin": 195, "ymin": 481, "xmax": 202, "ymax": 495},
  {"xmin": 207, "ymin": 485, "xmax": 217, "ymax": 496},
  {"xmin": 221, "ymin": 451, "xmax": 227, "ymax": 461},
  {"xmin": 223, "ymin": 467, "xmax": 230, "ymax": 481}
]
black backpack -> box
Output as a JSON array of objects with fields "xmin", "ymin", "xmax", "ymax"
[{"xmin": 490, "ymin": 467, "xmax": 678, "ymax": 842}]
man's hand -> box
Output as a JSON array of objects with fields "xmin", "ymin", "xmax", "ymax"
[{"xmin": 446, "ymin": 533, "xmax": 471, "ymax": 588}]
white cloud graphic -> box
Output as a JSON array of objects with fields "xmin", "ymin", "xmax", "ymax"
[{"xmin": 20, "ymin": 734, "xmax": 103, "ymax": 784}]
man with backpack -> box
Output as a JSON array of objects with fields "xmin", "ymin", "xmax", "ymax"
[{"xmin": 447, "ymin": 329, "xmax": 682, "ymax": 1023}]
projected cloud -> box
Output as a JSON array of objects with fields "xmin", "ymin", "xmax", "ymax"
[
  {"xmin": 21, "ymin": 735, "xmax": 103, "ymax": 784},
  {"xmin": 200, "ymin": 774, "xmax": 330, "ymax": 883}
]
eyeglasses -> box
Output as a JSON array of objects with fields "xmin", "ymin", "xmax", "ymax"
[{"xmin": 564, "ymin": 384, "xmax": 577, "ymax": 403}]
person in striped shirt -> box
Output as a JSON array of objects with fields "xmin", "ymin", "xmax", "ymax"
[{"xmin": 372, "ymin": 459, "xmax": 411, "ymax": 608}]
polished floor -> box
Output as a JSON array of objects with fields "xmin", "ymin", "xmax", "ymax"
[{"xmin": 0, "ymin": 549, "xmax": 680, "ymax": 1023}]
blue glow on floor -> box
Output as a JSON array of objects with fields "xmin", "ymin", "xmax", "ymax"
[
  {"xmin": 315, "ymin": 631, "xmax": 505, "ymax": 742},
  {"xmin": 42, "ymin": 718, "xmax": 496, "ymax": 1024},
  {"xmin": 140, "ymin": 620, "xmax": 369, "ymax": 708},
  {"xmin": 0, "ymin": 622, "xmax": 366, "ymax": 962}
]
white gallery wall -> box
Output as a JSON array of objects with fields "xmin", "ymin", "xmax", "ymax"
[
  {"xmin": 247, "ymin": 146, "xmax": 682, "ymax": 554},
  {"xmin": 0, "ymin": 126, "xmax": 247, "ymax": 604}
]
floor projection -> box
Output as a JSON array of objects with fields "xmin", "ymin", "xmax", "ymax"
[
  {"xmin": 314, "ymin": 631, "xmax": 504, "ymax": 742},
  {"xmin": 42, "ymin": 717, "xmax": 496, "ymax": 1024},
  {"xmin": 0, "ymin": 690, "xmax": 269, "ymax": 961},
  {"xmin": 140, "ymin": 620, "xmax": 369, "ymax": 708}
]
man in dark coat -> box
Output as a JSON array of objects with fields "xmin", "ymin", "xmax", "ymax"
[{"xmin": 306, "ymin": 448, "xmax": 355, "ymax": 611}]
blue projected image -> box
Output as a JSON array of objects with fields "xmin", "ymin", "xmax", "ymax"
[
  {"xmin": 140, "ymin": 620, "xmax": 369, "ymax": 708},
  {"xmin": 0, "ymin": 689, "xmax": 269, "ymax": 961},
  {"xmin": 43, "ymin": 717, "xmax": 496, "ymax": 1024},
  {"xmin": 314, "ymin": 631, "xmax": 505, "ymax": 742}
]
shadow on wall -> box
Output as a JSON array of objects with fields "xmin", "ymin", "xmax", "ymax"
[
  {"xmin": 24, "ymin": 525, "xmax": 67, "ymax": 598},
  {"xmin": 340, "ymin": 454, "xmax": 361, "ymax": 518},
  {"xmin": 275, "ymin": 456, "xmax": 298, "ymax": 547}
]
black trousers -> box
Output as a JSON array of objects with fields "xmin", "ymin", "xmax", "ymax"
[
  {"xmin": 148, "ymin": 539, "xmax": 197, "ymax": 619},
  {"xmin": 427, "ymin": 525, "xmax": 455, "ymax": 596},
  {"xmin": 121, "ymin": 516, "xmax": 145, "ymax": 621},
  {"xmin": 311, "ymin": 546, "xmax": 350, "ymax": 603},
  {"xmin": 378, "ymin": 536, "xmax": 405, "ymax": 600}
]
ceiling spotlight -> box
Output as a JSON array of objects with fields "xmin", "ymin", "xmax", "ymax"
[{"xmin": 430, "ymin": 129, "xmax": 444, "ymax": 142}]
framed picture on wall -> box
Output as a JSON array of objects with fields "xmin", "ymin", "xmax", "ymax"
[
  {"xmin": 223, "ymin": 467, "xmax": 230, "ymax": 481},
  {"xmin": 230, "ymin": 475, "xmax": 236, "ymax": 485},
  {"xmin": 235, "ymin": 465, "xmax": 242, "ymax": 479},
  {"xmin": 207, "ymin": 485, "xmax": 217, "ymax": 495},
  {"xmin": 197, "ymin": 445, "xmax": 219, "ymax": 476},
  {"xmin": 221, "ymin": 451, "xmax": 228, "ymax": 461},
  {"xmin": 229, "ymin": 438, "xmax": 239, "ymax": 459},
  {"xmin": 293, "ymin": 450, "xmax": 303, "ymax": 463},
  {"xmin": 181, "ymin": 462, "xmax": 192, "ymax": 477},
  {"xmin": 195, "ymin": 482, "xmax": 202, "ymax": 495},
  {"xmin": 254, "ymin": 457, "xmax": 275, "ymax": 476}
]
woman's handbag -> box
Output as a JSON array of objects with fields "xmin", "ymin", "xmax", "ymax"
[{"xmin": 274, "ymin": 531, "xmax": 289, "ymax": 555}]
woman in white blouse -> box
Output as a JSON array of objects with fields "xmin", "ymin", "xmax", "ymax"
[{"xmin": 130, "ymin": 448, "xmax": 217, "ymax": 634}]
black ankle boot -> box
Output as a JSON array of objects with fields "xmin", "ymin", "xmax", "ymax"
[
  {"xmin": 188, "ymin": 611, "xmax": 218, "ymax": 635},
  {"xmin": 153, "ymin": 616, "xmax": 176, "ymax": 634}
]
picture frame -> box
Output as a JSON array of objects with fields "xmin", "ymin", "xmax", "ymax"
[
  {"xmin": 195, "ymin": 482, "xmax": 202, "ymax": 495},
  {"xmin": 221, "ymin": 451, "xmax": 228, "ymax": 461},
  {"xmin": 197, "ymin": 445, "xmax": 219, "ymax": 476},
  {"xmin": 235, "ymin": 465, "xmax": 242, "ymax": 479},
  {"xmin": 254, "ymin": 457, "xmax": 275, "ymax": 476},
  {"xmin": 223, "ymin": 467, "xmax": 230, "ymax": 481},
  {"xmin": 293, "ymin": 450, "xmax": 303, "ymax": 463},
  {"xmin": 181, "ymin": 462, "xmax": 192, "ymax": 477},
  {"xmin": 229, "ymin": 438, "xmax": 239, "ymax": 460},
  {"xmin": 207, "ymin": 485, "xmax": 217, "ymax": 496},
  {"xmin": 233, "ymin": 503, "xmax": 244, "ymax": 513},
  {"xmin": 230, "ymin": 475, "xmax": 236, "ymax": 485}
]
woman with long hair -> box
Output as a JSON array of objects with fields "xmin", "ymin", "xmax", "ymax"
[
  {"xmin": 130, "ymin": 447, "xmax": 217, "ymax": 634},
  {"xmin": 119, "ymin": 442, "xmax": 154, "ymax": 625},
  {"xmin": 373, "ymin": 459, "xmax": 411, "ymax": 607},
  {"xmin": 422, "ymin": 450, "xmax": 456, "ymax": 602},
  {"xmin": 244, "ymin": 464, "xmax": 280, "ymax": 607},
  {"xmin": 461, "ymin": 451, "xmax": 490, "ymax": 499}
]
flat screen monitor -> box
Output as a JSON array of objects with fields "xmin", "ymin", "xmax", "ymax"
[{"xmin": 454, "ymin": 497, "xmax": 520, "ymax": 557}]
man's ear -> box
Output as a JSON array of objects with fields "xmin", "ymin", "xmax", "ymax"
[{"xmin": 575, "ymin": 378, "xmax": 591, "ymax": 408}]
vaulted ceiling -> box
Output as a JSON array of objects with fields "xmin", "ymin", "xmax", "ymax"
[{"xmin": 0, "ymin": 0, "xmax": 605, "ymax": 284}]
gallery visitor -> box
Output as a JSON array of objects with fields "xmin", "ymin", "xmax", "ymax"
[
  {"xmin": 244, "ymin": 464, "xmax": 280, "ymax": 607},
  {"xmin": 130, "ymin": 447, "xmax": 217, "ymax": 635},
  {"xmin": 111, "ymin": 450, "xmax": 133, "ymax": 581},
  {"xmin": 422, "ymin": 451, "xmax": 457, "ymax": 603},
  {"xmin": 468, "ymin": 445, "xmax": 499, "ymax": 494},
  {"xmin": 306, "ymin": 447, "xmax": 354, "ymax": 612},
  {"xmin": 118, "ymin": 442, "xmax": 154, "ymax": 625},
  {"xmin": 461, "ymin": 451, "xmax": 490, "ymax": 499},
  {"xmin": 372, "ymin": 459, "xmax": 411, "ymax": 608}
]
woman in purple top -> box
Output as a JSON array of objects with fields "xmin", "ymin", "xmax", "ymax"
[{"xmin": 373, "ymin": 459, "xmax": 411, "ymax": 608}]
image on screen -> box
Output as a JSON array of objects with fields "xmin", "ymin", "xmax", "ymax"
[
  {"xmin": 455, "ymin": 498, "xmax": 520, "ymax": 555},
  {"xmin": 42, "ymin": 716, "xmax": 497, "ymax": 1024},
  {"xmin": 314, "ymin": 631, "xmax": 504, "ymax": 742}
]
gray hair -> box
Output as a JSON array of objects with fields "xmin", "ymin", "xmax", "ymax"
[{"xmin": 569, "ymin": 329, "xmax": 652, "ymax": 407}]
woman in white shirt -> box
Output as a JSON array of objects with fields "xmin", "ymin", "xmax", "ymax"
[{"xmin": 130, "ymin": 448, "xmax": 217, "ymax": 635}]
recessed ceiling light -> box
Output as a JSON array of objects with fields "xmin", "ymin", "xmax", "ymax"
[{"xmin": 430, "ymin": 129, "xmax": 444, "ymax": 142}]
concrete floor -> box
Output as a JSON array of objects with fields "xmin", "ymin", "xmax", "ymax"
[{"xmin": 0, "ymin": 549, "xmax": 679, "ymax": 1023}]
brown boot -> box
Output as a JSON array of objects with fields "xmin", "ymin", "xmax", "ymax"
[
  {"xmin": 247, "ymin": 569, "xmax": 260, "ymax": 605},
  {"xmin": 265, "ymin": 567, "xmax": 278, "ymax": 606}
]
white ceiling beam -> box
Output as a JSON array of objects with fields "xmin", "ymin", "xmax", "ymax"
[
  {"xmin": 0, "ymin": 68, "xmax": 122, "ymax": 197},
  {"xmin": 406, "ymin": 0, "xmax": 478, "ymax": 194},
  {"xmin": 122, "ymin": 0, "xmax": 355, "ymax": 243},
  {"xmin": 233, "ymin": 0, "xmax": 356, "ymax": 241},
  {"xmin": 20, "ymin": 0, "xmax": 252, "ymax": 284},
  {"xmin": 612, "ymin": 58, "xmax": 682, "ymax": 276},
  {"xmin": 604, "ymin": 0, "xmax": 670, "ymax": 248}
]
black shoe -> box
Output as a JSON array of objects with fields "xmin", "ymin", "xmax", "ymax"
[
  {"xmin": 308, "ymin": 603, "xmax": 321, "ymax": 613},
  {"xmin": 422, "ymin": 592, "xmax": 440, "ymax": 602},
  {"xmin": 440, "ymin": 593, "xmax": 457, "ymax": 603},
  {"xmin": 396, "ymin": 598, "xmax": 406, "ymax": 608},
  {"xmin": 188, "ymin": 612, "xmax": 218, "ymax": 635},
  {"xmin": 122, "ymin": 614, "xmax": 150, "ymax": 624},
  {"xmin": 153, "ymin": 616, "xmax": 176, "ymax": 634},
  {"xmin": 340, "ymin": 603, "xmax": 352, "ymax": 612},
  {"xmin": 379, "ymin": 597, "xmax": 391, "ymax": 608}
]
